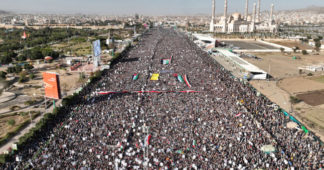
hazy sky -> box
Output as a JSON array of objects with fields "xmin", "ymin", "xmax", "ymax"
[{"xmin": 1, "ymin": 0, "xmax": 324, "ymax": 15}]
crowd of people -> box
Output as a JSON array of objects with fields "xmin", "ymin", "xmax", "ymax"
[{"xmin": 3, "ymin": 28, "xmax": 323, "ymax": 169}]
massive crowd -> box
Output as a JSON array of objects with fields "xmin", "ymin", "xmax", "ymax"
[{"xmin": 3, "ymin": 28, "xmax": 323, "ymax": 169}]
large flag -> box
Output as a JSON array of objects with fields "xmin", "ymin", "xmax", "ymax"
[
  {"xmin": 145, "ymin": 135, "xmax": 152, "ymax": 146},
  {"xmin": 162, "ymin": 59, "xmax": 170, "ymax": 65},
  {"xmin": 177, "ymin": 75, "xmax": 184, "ymax": 83},
  {"xmin": 183, "ymin": 75, "xmax": 192, "ymax": 88},
  {"xmin": 132, "ymin": 74, "xmax": 139, "ymax": 80},
  {"xmin": 192, "ymin": 140, "xmax": 197, "ymax": 148}
]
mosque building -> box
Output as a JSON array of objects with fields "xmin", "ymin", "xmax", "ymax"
[{"xmin": 209, "ymin": 0, "xmax": 277, "ymax": 33}]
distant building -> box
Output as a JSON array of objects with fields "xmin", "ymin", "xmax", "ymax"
[{"xmin": 209, "ymin": 0, "xmax": 278, "ymax": 33}]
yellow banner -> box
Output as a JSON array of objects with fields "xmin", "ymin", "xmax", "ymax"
[{"xmin": 150, "ymin": 73, "xmax": 160, "ymax": 81}]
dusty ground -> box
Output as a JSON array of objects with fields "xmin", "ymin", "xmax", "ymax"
[
  {"xmin": 310, "ymin": 75, "xmax": 324, "ymax": 83},
  {"xmin": 0, "ymin": 62, "xmax": 88, "ymax": 141},
  {"xmin": 245, "ymin": 52, "xmax": 324, "ymax": 78},
  {"xmin": 52, "ymin": 40, "xmax": 92, "ymax": 56},
  {"xmin": 268, "ymin": 40, "xmax": 313, "ymax": 50},
  {"xmin": 0, "ymin": 114, "xmax": 30, "ymax": 138},
  {"xmin": 278, "ymin": 76, "xmax": 324, "ymax": 94},
  {"xmin": 250, "ymin": 80, "xmax": 291, "ymax": 112},
  {"xmin": 246, "ymin": 51, "xmax": 324, "ymax": 141},
  {"xmin": 297, "ymin": 90, "xmax": 324, "ymax": 106},
  {"xmin": 22, "ymin": 67, "xmax": 86, "ymax": 97}
]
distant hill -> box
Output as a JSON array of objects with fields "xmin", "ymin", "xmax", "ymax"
[
  {"xmin": 284, "ymin": 6, "xmax": 324, "ymax": 14},
  {"xmin": 0, "ymin": 10, "xmax": 11, "ymax": 14}
]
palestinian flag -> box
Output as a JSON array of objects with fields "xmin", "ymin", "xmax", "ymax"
[
  {"xmin": 162, "ymin": 59, "xmax": 170, "ymax": 65},
  {"xmin": 177, "ymin": 75, "xmax": 184, "ymax": 83},
  {"xmin": 169, "ymin": 56, "xmax": 173, "ymax": 64},
  {"xmin": 192, "ymin": 140, "xmax": 197, "ymax": 148},
  {"xmin": 145, "ymin": 134, "xmax": 152, "ymax": 146},
  {"xmin": 183, "ymin": 75, "xmax": 192, "ymax": 88},
  {"xmin": 133, "ymin": 74, "xmax": 139, "ymax": 80}
]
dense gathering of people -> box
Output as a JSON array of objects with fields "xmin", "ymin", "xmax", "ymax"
[{"xmin": 3, "ymin": 28, "xmax": 323, "ymax": 169}]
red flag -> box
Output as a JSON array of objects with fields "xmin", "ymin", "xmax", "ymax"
[
  {"xmin": 22, "ymin": 31, "xmax": 27, "ymax": 39},
  {"xmin": 145, "ymin": 135, "xmax": 152, "ymax": 146},
  {"xmin": 235, "ymin": 112, "xmax": 242, "ymax": 117}
]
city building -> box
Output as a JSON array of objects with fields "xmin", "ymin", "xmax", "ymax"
[{"xmin": 209, "ymin": 0, "xmax": 278, "ymax": 33}]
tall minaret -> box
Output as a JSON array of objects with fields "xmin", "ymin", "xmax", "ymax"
[
  {"xmin": 253, "ymin": 3, "xmax": 257, "ymax": 23},
  {"xmin": 210, "ymin": 0, "xmax": 216, "ymax": 32},
  {"xmin": 250, "ymin": 2, "xmax": 257, "ymax": 32},
  {"xmin": 224, "ymin": 0, "xmax": 228, "ymax": 19},
  {"xmin": 256, "ymin": 0, "xmax": 261, "ymax": 22},
  {"xmin": 222, "ymin": 0, "xmax": 228, "ymax": 33},
  {"xmin": 269, "ymin": 3, "xmax": 274, "ymax": 25},
  {"xmin": 245, "ymin": 0, "xmax": 249, "ymax": 20}
]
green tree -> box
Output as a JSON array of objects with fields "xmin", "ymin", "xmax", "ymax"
[
  {"xmin": 4, "ymin": 51, "xmax": 18, "ymax": 59},
  {"xmin": 31, "ymin": 50, "xmax": 44, "ymax": 60},
  {"xmin": 6, "ymin": 67, "xmax": 15, "ymax": 73},
  {"xmin": 302, "ymin": 50, "xmax": 308, "ymax": 55},
  {"xmin": 18, "ymin": 71, "xmax": 28, "ymax": 83},
  {"xmin": 23, "ymin": 64, "xmax": 34, "ymax": 70},
  {"xmin": 15, "ymin": 65, "xmax": 22, "ymax": 73},
  {"xmin": 17, "ymin": 55, "xmax": 27, "ymax": 61},
  {"xmin": 29, "ymin": 73, "xmax": 35, "ymax": 80},
  {"xmin": 0, "ymin": 71, "xmax": 7, "ymax": 79},
  {"xmin": 41, "ymin": 48, "xmax": 59, "ymax": 59},
  {"xmin": 0, "ymin": 55, "xmax": 12, "ymax": 64},
  {"xmin": 314, "ymin": 39, "xmax": 321, "ymax": 52},
  {"xmin": 7, "ymin": 119, "xmax": 15, "ymax": 126},
  {"xmin": 293, "ymin": 46, "xmax": 300, "ymax": 53}
]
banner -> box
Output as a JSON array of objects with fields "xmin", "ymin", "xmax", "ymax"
[
  {"xmin": 43, "ymin": 72, "xmax": 61, "ymax": 99},
  {"xmin": 93, "ymin": 40, "xmax": 101, "ymax": 68},
  {"xmin": 150, "ymin": 73, "xmax": 159, "ymax": 81},
  {"xmin": 93, "ymin": 40, "xmax": 101, "ymax": 57}
]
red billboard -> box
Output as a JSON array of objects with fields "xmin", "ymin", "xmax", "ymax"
[{"xmin": 42, "ymin": 72, "xmax": 61, "ymax": 99}]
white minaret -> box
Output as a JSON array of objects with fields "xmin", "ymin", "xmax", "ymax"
[
  {"xmin": 222, "ymin": 0, "xmax": 228, "ymax": 33},
  {"xmin": 250, "ymin": 2, "xmax": 256, "ymax": 32},
  {"xmin": 245, "ymin": 0, "xmax": 249, "ymax": 20},
  {"xmin": 256, "ymin": 0, "xmax": 261, "ymax": 22},
  {"xmin": 253, "ymin": 3, "xmax": 257, "ymax": 23},
  {"xmin": 210, "ymin": 0, "xmax": 216, "ymax": 32},
  {"xmin": 269, "ymin": 3, "xmax": 274, "ymax": 25},
  {"xmin": 224, "ymin": 0, "xmax": 228, "ymax": 19}
]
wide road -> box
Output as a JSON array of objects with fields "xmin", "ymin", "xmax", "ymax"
[{"xmin": 3, "ymin": 28, "xmax": 322, "ymax": 169}]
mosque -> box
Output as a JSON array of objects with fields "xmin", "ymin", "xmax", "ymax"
[{"xmin": 209, "ymin": 0, "xmax": 278, "ymax": 33}]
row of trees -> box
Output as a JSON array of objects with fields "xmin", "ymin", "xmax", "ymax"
[
  {"xmin": 0, "ymin": 27, "xmax": 98, "ymax": 53},
  {"xmin": 0, "ymin": 47, "xmax": 59, "ymax": 64},
  {"xmin": 0, "ymin": 63, "xmax": 34, "ymax": 82},
  {"xmin": 0, "ymin": 52, "xmax": 17, "ymax": 65}
]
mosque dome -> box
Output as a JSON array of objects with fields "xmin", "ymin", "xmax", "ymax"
[
  {"xmin": 232, "ymin": 12, "xmax": 242, "ymax": 21},
  {"xmin": 247, "ymin": 15, "xmax": 252, "ymax": 22}
]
